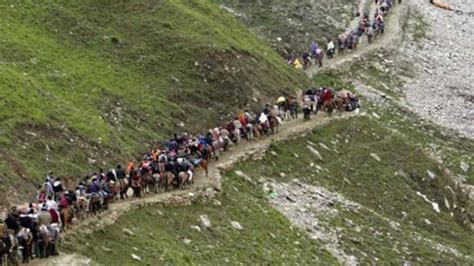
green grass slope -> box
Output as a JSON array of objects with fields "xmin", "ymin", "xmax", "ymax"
[
  {"xmin": 233, "ymin": 114, "xmax": 473, "ymax": 263},
  {"xmin": 0, "ymin": 0, "xmax": 308, "ymax": 204},
  {"xmin": 65, "ymin": 104, "xmax": 473, "ymax": 265},
  {"xmin": 64, "ymin": 173, "xmax": 337, "ymax": 265}
]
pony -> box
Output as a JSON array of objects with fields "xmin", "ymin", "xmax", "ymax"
[
  {"xmin": 47, "ymin": 225, "xmax": 61, "ymax": 256},
  {"xmin": 253, "ymin": 123, "xmax": 263, "ymax": 138},
  {"xmin": 269, "ymin": 116, "xmax": 281, "ymax": 134},
  {"xmin": 129, "ymin": 169, "xmax": 142, "ymax": 198},
  {"xmin": 337, "ymin": 33, "xmax": 347, "ymax": 54},
  {"xmin": 88, "ymin": 194, "xmax": 102, "ymax": 215},
  {"xmin": 200, "ymin": 159, "xmax": 209, "ymax": 177},
  {"xmin": 178, "ymin": 172, "xmax": 190, "ymax": 189},
  {"xmin": 18, "ymin": 228, "xmax": 33, "ymax": 263},
  {"xmin": 74, "ymin": 197, "xmax": 88, "ymax": 220},
  {"xmin": 117, "ymin": 178, "xmax": 129, "ymax": 199},
  {"xmin": 1, "ymin": 232, "xmax": 18, "ymax": 265},
  {"xmin": 37, "ymin": 225, "xmax": 50, "ymax": 258},
  {"xmin": 0, "ymin": 239, "xmax": 6, "ymax": 264},
  {"xmin": 163, "ymin": 172, "xmax": 175, "ymax": 191},
  {"xmin": 351, "ymin": 34, "xmax": 359, "ymax": 50},
  {"xmin": 140, "ymin": 172, "xmax": 154, "ymax": 195},
  {"xmin": 314, "ymin": 49, "xmax": 324, "ymax": 67},
  {"xmin": 151, "ymin": 173, "xmax": 161, "ymax": 193}
]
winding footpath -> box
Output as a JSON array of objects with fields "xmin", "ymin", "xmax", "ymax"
[
  {"xmin": 35, "ymin": 112, "xmax": 361, "ymax": 266},
  {"xmin": 306, "ymin": 1, "xmax": 407, "ymax": 78},
  {"xmin": 32, "ymin": 1, "xmax": 408, "ymax": 265}
]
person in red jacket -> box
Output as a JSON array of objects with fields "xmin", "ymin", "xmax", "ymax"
[
  {"xmin": 59, "ymin": 194, "xmax": 70, "ymax": 230},
  {"xmin": 49, "ymin": 208, "xmax": 60, "ymax": 224}
]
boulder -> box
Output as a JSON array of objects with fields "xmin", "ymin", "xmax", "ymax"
[
  {"xmin": 307, "ymin": 146, "xmax": 323, "ymax": 161},
  {"xmin": 230, "ymin": 221, "xmax": 243, "ymax": 230},
  {"xmin": 131, "ymin": 254, "xmax": 142, "ymax": 261},
  {"xmin": 427, "ymin": 170, "xmax": 436, "ymax": 180},
  {"xmin": 122, "ymin": 228, "xmax": 135, "ymax": 236},
  {"xmin": 460, "ymin": 161, "xmax": 469, "ymax": 173},
  {"xmin": 370, "ymin": 153, "xmax": 381, "ymax": 162},
  {"xmin": 200, "ymin": 215, "xmax": 212, "ymax": 229}
]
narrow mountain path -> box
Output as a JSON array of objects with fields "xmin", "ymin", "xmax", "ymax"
[
  {"xmin": 305, "ymin": 1, "xmax": 407, "ymax": 78},
  {"xmin": 30, "ymin": 3, "xmax": 408, "ymax": 265},
  {"xmin": 33, "ymin": 111, "xmax": 360, "ymax": 265}
]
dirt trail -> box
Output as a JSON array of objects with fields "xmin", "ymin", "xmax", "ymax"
[
  {"xmin": 29, "ymin": 3, "xmax": 408, "ymax": 265},
  {"xmin": 305, "ymin": 1, "xmax": 407, "ymax": 78},
  {"xmin": 32, "ymin": 111, "xmax": 360, "ymax": 265}
]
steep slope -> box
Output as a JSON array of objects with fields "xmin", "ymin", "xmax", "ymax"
[
  {"xmin": 0, "ymin": 0, "xmax": 308, "ymax": 205},
  {"xmin": 59, "ymin": 73, "xmax": 473, "ymax": 264},
  {"xmin": 215, "ymin": 0, "xmax": 360, "ymax": 58},
  {"xmin": 64, "ymin": 174, "xmax": 337, "ymax": 265}
]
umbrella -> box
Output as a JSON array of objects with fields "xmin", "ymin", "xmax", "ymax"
[{"xmin": 276, "ymin": 96, "xmax": 286, "ymax": 104}]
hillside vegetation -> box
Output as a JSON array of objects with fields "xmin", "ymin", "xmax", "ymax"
[
  {"xmin": 215, "ymin": 0, "xmax": 358, "ymax": 58},
  {"xmin": 64, "ymin": 174, "xmax": 337, "ymax": 265},
  {"xmin": 65, "ymin": 74, "xmax": 474, "ymax": 264},
  {"xmin": 0, "ymin": 0, "xmax": 307, "ymax": 205}
]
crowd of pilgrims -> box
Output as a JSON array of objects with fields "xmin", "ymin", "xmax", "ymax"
[
  {"xmin": 0, "ymin": 2, "xmax": 395, "ymax": 262},
  {"xmin": 0, "ymin": 94, "xmax": 318, "ymax": 264},
  {"xmin": 291, "ymin": 0, "xmax": 397, "ymax": 70}
]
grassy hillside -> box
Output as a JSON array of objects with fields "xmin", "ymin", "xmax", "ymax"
[
  {"xmin": 214, "ymin": 0, "xmax": 358, "ymax": 58},
  {"xmin": 65, "ymin": 100, "xmax": 473, "ymax": 265},
  {"xmin": 0, "ymin": 0, "xmax": 308, "ymax": 204},
  {"xmin": 237, "ymin": 113, "xmax": 473, "ymax": 263},
  {"xmin": 63, "ymin": 173, "xmax": 337, "ymax": 265}
]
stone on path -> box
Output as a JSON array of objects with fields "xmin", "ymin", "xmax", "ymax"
[
  {"xmin": 200, "ymin": 215, "xmax": 212, "ymax": 229},
  {"xmin": 230, "ymin": 221, "xmax": 243, "ymax": 230}
]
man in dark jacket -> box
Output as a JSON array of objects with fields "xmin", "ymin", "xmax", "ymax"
[
  {"xmin": 116, "ymin": 165, "xmax": 126, "ymax": 180},
  {"xmin": 4, "ymin": 209, "xmax": 19, "ymax": 233}
]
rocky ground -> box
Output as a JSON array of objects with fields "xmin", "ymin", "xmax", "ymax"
[
  {"xmin": 401, "ymin": 0, "xmax": 474, "ymax": 139},
  {"xmin": 266, "ymin": 178, "xmax": 471, "ymax": 265},
  {"xmin": 216, "ymin": 0, "xmax": 359, "ymax": 58}
]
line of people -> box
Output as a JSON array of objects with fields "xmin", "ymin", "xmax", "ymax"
[
  {"xmin": 1, "ymin": 86, "xmax": 362, "ymax": 264},
  {"xmin": 302, "ymin": 87, "xmax": 360, "ymax": 120},
  {"xmin": 291, "ymin": 0, "xmax": 397, "ymax": 70},
  {"xmin": 0, "ymin": 94, "xmax": 310, "ymax": 265}
]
